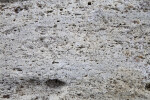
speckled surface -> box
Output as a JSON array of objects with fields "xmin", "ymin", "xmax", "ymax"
[{"xmin": 0, "ymin": 0, "xmax": 150, "ymax": 100}]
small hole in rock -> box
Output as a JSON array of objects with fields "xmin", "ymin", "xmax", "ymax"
[
  {"xmin": 88, "ymin": 2, "xmax": 91, "ymax": 5},
  {"xmin": 77, "ymin": 93, "xmax": 82, "ymax": 96},
  {"xmin": 39, "ymin": 37, "xmax": 45, "ymax": 42},
  {"xmin": 20, "ymin": 85, "xmax": 24, "ymax": 88},
  {"xmin": 60, "ymin": 8, "xmax": 63, "ymax": 11},
  {"xmin": 41, "ymin": 50, "xmax": 44, "ymax": 52},
  {"xmin": 47, "ymin": 10, "xmax": 53, "ymax": 13},
  {"xmin": 145, "ymin": 83, "xmax": 150, "ymax": 91},
  {"xmin": 14, "ymin": 6, "xmax": 23, "ymax": 13},
  {"xmin": 52, "ymin": 61, "xmax": 59, "ymax": 64},
  {"xmin": 45, "ymin": 79, "xmax": 66, "ymax": 88}
]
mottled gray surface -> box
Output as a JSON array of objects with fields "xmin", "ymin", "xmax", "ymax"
[
  {"xmin": 0, "ymin": 0, "xmax": 28, "ymax": 3},
  {"xmin": 0, "ymin": 0, "xmax": 150, "ymax": 100}
]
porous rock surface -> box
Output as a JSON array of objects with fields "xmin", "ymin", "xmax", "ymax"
[{"xmin": 0, "ymin": 0, "xmax": 150, "ymax": 100}]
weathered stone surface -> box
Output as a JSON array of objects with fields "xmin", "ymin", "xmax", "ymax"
[{"xmin": 0, "ymin": 0, "xmax": 150, "ymax": 99}]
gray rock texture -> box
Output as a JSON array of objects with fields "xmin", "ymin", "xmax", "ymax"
[{"xmin": 0, "ymin": 0, "xmax": 150, "ymax": 99}]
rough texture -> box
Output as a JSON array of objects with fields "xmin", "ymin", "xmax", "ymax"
[{"xmin": 0, "ymin": 0, "xmax": 150, "ymax": 100}]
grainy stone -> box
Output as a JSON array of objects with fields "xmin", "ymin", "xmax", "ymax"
[{"xmin": 0, "ymin": 0, "xmax": 150, "ymax": 100}]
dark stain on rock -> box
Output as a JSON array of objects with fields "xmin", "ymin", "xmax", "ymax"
[
  {"xmin": 2, "ymin": 27, "xmax": 17, "ymax": 35},
  {"xmin": 52, "ymin": 61, "xmax": 59, "ymax": 64},
  {"xmin": 39, "ymin": 37, "xmax": 45, "ymax": 42},
  {"xmin": 0, "ymin": 4, "xmax": 5, "ymax": 10},
  {"xmin": 54, "ymin": 24, "xmax": 57, "ymax": 28},
  {"xmin": 77, "ymin": 45, "xmax": 85, "ymax": 49},
  {"xmin": 2, "ymin": 94, "xmax": 10, "ymax": 99},
  {"xmin": 45, "ymin": 79, "xmax": 66, "ymax": 88},
  {"xmin": 13, "ymin": 68, "xmax": 22, "ymax": 71},
  {"xmin": 27, "ymin": 78, "xmax": 41, "ymax": 85}
]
